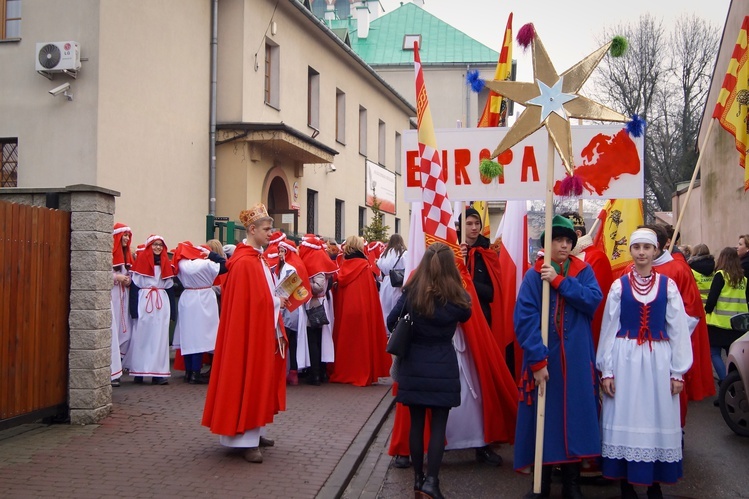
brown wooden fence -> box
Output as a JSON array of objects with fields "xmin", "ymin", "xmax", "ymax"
[{"xmin": 0, "ymin": 200, "xmax": 70, "ymax": 428}]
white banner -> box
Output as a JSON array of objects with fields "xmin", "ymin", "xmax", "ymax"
[
  {"xmin": 402, "ymin": 125, "xmax": 644, "ymax": 201},
  {"xmin": 366, "ymin": 160, "xmax": 396, "ymax": 214}
]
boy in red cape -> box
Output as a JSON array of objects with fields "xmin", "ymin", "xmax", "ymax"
[{"xmin": 202, "ymin": 203, "xmax": 288, "ymax": 464}]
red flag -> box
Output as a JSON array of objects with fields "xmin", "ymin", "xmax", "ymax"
[{"xmin": 712, "ymin": 16, "xmax": 749, "ymax": 190}]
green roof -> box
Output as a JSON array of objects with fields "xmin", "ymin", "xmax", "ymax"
[{"xmin": 350, "ymin": 3, "xmax": 499, "ymax": 66}]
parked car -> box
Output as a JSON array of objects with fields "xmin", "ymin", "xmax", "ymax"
[{"xmin": 719, "ymin": 313, "xmax": 749, "ymax": 437}]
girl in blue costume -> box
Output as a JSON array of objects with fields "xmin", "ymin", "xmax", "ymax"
[
  {"xmin": 514, "ymin": 215, "xmax": 603, "ymax": 499},
  {"xmin": 597, "ymin": 228, "xmax": 693, "ymax": 499}
]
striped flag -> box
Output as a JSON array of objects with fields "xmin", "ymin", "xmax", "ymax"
[
  {"xmin": 413, "ymin": 42, "xmax": 461, "ymax": 256},
  {"xmin": 712, "ymin": 15, "xmax": 749, "ymax": 191},
  {"xmin": 592, "ymin": 198, "xmax": 644, "ymax": 275},
  {"xmin": 477, "ymin": 13, "xmax": 513, "ymax": 128}
]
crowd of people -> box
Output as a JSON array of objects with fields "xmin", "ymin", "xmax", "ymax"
[{"xmin": 107, "ymin": 205, "xmax": 748, "ymax": 499}]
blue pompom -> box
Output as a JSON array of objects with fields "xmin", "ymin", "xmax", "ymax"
[
  {"xmin": 626, "ymin": 114, "xmax": 646, "ymax": 138},
  {"xmin": 466, "ymin": 69, "xmax": 485, "ymax": 93}
]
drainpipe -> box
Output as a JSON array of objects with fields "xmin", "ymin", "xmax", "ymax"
[{"xmin": 209, "ymin": 0, "xmax": 218, "ymax": 216}]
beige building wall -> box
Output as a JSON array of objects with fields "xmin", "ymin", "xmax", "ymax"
[
  {"xmin": 693, "ymin": 0, "xmax": 749, "ymax": 252},
  {"xmin": 373, "ymin": 65, "xmax": 496, "ymax": 129},
  {"xmin": 0, "ymin": 0, "xmax": 210, "ymax": 247},
  {"xmin": 97, "ymin": 0, "xmax": 211, "ymax": 247},
  {"xmin": 214, "ymin": 0, "xmax": 414, "ymax": 241}
]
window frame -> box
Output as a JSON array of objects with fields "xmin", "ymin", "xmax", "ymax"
[
  {"xmin": 335, "ymin": 89, "xmax": 346, "ymax": 144},
  {"xmin": 1, "ymin": 0, "xmax": 21, "ymax": 40},
  {"xmin": 308, "ymin": 67, "xmax": 320, "ymax": 130},
  {"xmin": 264, "ymin": 39, "xmax": 280, "ymax": 109},
  {"xmin": 358, "ymin": 106, "xmax": 367, "ymax": 156},
  {"xmin": 1, "ymin": 138, "xmax": 18, "ymax": 187}
]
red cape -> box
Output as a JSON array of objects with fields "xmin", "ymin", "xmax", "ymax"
[
  {"xmin": 330, "ymin": 257, "xmax": 391, "ymax": 386},
  {"xmin": 467, "ymin": 246, "xmax": 510, "ymax": 350},
  {"xmin": 202, "ymin": 243, "xmax": 286, "ymax": 435},
  {"xmin": 579, "ymin": 246, "xmax": 614, "ymax": 349},
  {"xmin": 653, "ymin": 258, "xmax": 715, "ymax": 402}
]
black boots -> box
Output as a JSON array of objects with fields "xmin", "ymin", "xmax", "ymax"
[
  {"xmin": 561, "ymin": 463, "xmax": 584, "ymax": 499},
  {"xmin": 524, "ymin": 465, "xmax": 552, "ymax": 499},
  {"xmin": 187, "ymin": 371, "xmax": 205, "ymax": 384},
  {"xmin": 413, "ymin": 471, "xmax": 424, "ymax": 494},
  {"xmin": 418, "ymin": 476, "xmax": 444, "ymax": 499},
  {"xmin": 475, "ymin": 445, "xmax": 503, "ymax": 466}
]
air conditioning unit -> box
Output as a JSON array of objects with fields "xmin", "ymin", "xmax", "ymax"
[{"xmin": 36, "ymin": 41, "xmax": 81, "ymax": 73}]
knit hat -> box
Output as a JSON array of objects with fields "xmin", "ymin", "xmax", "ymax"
[{"xmin": 539, "ymin": 215, "xmax": 578, "ymax": 249}]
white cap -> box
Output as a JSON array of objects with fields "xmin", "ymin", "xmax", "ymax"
[{"xmin": 630, "ymin": 228, "xmax": 658, "ymax": 248}]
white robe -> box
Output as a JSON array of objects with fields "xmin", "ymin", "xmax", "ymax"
[
  {"xmin": 377, "ymin": 250, "xmax": 407, "ymax": 324},
  {"xmin": 110, "ymin": 265, "xmax": 131, "ymax": 380},
  {"xmin": 123, "ymin": 266, "xmax": 173, "ymax": 377},
  {"xmin": 445, "ymin": 325, "xmax": 486, "ymax": 450},
  {"xmin": 173, "ymin": 259, "xmax": 220, "ymax": 355},
  {"xmin": 596, "ymin": 277, "xmax": 693, "ymax": 464}
]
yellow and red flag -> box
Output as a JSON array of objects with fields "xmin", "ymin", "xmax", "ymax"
[
  {"xmin": 413, "ymin": 42, "xmax": 460, "ymax": 256},
  {"xmin": 712, "ymin": 15, "xmax": 749, "ymax": 191},
  {"xmin": 477, "ymin": 13, "xmax": 513, "ymax": 128},
  {"xmin": 592, "ymin": 199, "xmax": 644, "ymax": 275}
]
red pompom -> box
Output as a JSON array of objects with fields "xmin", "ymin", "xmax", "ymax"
[
  {"xmin": 516, "ymin": 23, "xmax": 535, "ymax": 49},
  {"xmin": 559, "ymin": 174, "xmax": 583, "ymax": 196}
]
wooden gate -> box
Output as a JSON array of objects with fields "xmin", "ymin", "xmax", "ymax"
[{"xmin": 0, "ymin": 200, "xmax": 70, "ymax": 429}]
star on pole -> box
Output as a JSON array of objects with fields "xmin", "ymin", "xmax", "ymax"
[{"xmin": 484, "ymin": 29, "xmax": 627, "ymax": 174}]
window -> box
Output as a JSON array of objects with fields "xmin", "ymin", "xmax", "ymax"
[
  {"xmin": 335, "ymin": 89, "xmax": 345, "ymax": 144},
  {"xmin": 264, "ymin": 40, "xmax": 280, "ymax": 109},
  {"xmin": 308, "ymin": 67, "xmax": 320, "ymax": 130},
  {"xmin": 359, "ymin": 106, "xmax": 367, "ymax": 156},
  {"xmin": 335, "ymin": 199, "xmax": 344, "ymax": 242},
  {"xmin": 395, "ymin": 217, "xmax": 401, "ymax": 235},
  {"xmin": 395, "ymin": 132, "xmax": 402, "ymax": 175},
  {"xmin": 306, "ymin": 189, "xmax": 318, "ymax": 234},
  {"xmin": 1, "ymin": 0, "xmax": 21, "ymax": 40},
  {"xmin": 358, "ymin": 207, "xmax": 367, "ymax": 236},
  {"xmin": 1, "ymin": 138, "xmax": 17, "ymax": 186},
  {"xmin": 402, "ymin": 34, "xmax": 421, "ymax": 51},
  {"xmin": 378, "ymin": 120, "xmax": 386, "ymax": 166}
]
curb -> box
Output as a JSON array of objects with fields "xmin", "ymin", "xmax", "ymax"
[{"xmin": 316, "ymin": 385, "xmax": 396, "ymax": 499}]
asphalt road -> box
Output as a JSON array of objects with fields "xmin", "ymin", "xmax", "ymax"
[{"xmin": 377, "ymin": 398, "xmax": 749, "ymax": 498}]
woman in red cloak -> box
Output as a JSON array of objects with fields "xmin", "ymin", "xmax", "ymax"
[{"xmin": 329, "ymin": 235, "xmax": 391, "ymax": 386}]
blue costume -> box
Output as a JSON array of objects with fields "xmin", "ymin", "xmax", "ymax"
[{"xmin": 513, "ymin": 256, "xmax": 603, "ymax": 470}]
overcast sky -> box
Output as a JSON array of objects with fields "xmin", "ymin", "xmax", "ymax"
[{"xmin": 377, "ymin": 0, "xmax": 730, "ymax": 85}]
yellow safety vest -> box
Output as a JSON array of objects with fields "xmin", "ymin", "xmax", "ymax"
[
  {"xmin": 691, "ymin": 268, "xmax": 714, "ymax": 307},
  {"xmin": 705, "ymin": 270, "xmax": 748, "ymax": 329}
]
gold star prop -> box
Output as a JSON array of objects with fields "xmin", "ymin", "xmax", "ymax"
[{"xmin": 485, "ymin": 28, "xmax": 627, "ymax": 175}]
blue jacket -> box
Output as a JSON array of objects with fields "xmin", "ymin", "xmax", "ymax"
[{"xmin": 513, "ymin": 257, "xmax": 602, "ymax": 469}]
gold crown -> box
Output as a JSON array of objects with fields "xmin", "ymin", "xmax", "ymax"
[{"xmin": 239, "ymin": 203, "xmax": 270, "ymax": 227}]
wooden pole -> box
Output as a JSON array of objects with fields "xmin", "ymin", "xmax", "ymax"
[
  {"xmin": 669, "ymin": 119, "xmax": 716, "ymax": 252},
  {"xmin": 533, "ymin": 135, "xmax": 555, "ymax": 493}
]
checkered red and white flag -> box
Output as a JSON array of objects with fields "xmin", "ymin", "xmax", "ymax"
[{"xmin": 413, "ymin": 43, "xmax": 460, "ymax": 256}]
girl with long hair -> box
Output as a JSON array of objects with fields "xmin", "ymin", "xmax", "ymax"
[
  {"xmin": 387, "ymin": 242, "xmax": 472, "ymax": 499},
  {"xmin": 705, "ymin": 247, "xmax": 749, "ymax": 388}
]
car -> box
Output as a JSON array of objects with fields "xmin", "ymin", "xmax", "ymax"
[{"xmin": 719, "ymin": 313, "xmax": 749, "ymax": 437}]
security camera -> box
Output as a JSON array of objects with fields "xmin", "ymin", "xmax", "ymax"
[
  {"xmin": 330, "ymin": 164, "xmax": 336, "ymax": 172},
  {"xmin": 49, "ymin": 82, "xmax": 71, "ymax": 96}
]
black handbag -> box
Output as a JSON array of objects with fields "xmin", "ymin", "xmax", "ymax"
[
  {"xmin": 386, "ymin": 306, "xmax": 413, "ymax": 357},
  {"xmin": 306, "ymin": 304, "xmax": 329, "ymax": 328},
  {"xmin": 388, "ymin": 253, "xmax": 405, "ymax": 288}
]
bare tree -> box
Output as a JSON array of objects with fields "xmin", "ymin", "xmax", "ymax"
[{"xmin": 593, "ymin": 14, "xmax": 719, "ymax": 220}]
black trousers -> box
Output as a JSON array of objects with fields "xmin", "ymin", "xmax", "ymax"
[{"xmin": 306, "ymin": 326, "xmax": 323, "ymax": 375}]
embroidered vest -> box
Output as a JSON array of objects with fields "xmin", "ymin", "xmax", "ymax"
[{"xmin": 617, "ymin": 274, "xmax": 669, "ymax": 343}]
